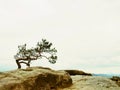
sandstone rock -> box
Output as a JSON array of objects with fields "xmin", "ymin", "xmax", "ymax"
[
  {"xmin": 0, "ymin": 67, "xmax": 72, "ymax": 90},
  {"xmin": 62, "ymin": 75, "xmax": 120, "ymax": 90},
  {"xmin": 111, "ymin": 76, "xmax": 120, "ymax": 86},
  {"xmin": 64, "ymin": 70, "xmax": 92, "ymax": 76}
]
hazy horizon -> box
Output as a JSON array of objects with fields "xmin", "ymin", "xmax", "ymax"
[{"xmin": 0, "ymin": 0, "xmax": 120, "ymax": 74}]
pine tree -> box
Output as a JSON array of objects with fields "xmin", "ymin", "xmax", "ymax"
[{"xmin": 14, "ymin": 39, "xmax": 57, "ymax": 69}]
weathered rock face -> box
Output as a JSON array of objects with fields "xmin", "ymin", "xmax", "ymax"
[
  {"xmin": 64, "ymin": 70, "xmax": 92, "ymax": 76},
  {"xmin": 0, "ymin": 67, "xmax": 72, "ymax": 90},
  {"xmin": 62, "ymin": 75, "xmax": 120, "ymax": 90}
]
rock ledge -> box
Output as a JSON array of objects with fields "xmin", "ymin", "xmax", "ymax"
[{"xmin": 0, "ymin": 67, "xmax": 72, "ymax": 90}]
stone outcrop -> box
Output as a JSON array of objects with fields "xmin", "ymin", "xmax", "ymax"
[
  {"xmin": 0, "ymin": 67, "xmax": 72, "ymax": 90},
  {"xmin": 111, "ymin": 76, "xmax": 120, "ymax": 86},
  {"xmin": 64, "ymin": 70, "xmax": 92, "ymax": 76},
  {"xmin": 62, "ymin": 75, "xmax": 120, "ymax": 90}
]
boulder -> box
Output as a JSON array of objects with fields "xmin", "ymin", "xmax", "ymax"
[
  {"xmin": 111, "ymin": 76, "xmax": 120, "ymax": 86},
  {"xmin": 0, "ymin": 67, "xmax": 72, "ymax": 90}
]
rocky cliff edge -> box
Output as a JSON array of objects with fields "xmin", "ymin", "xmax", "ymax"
[{"xmin": 0, "ymin": 67, "xmax": 72, "ymax": 90}]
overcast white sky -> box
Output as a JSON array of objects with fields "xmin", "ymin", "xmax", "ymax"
[{"xmin": 0, "ymin": 0, "xmax": 120, "ymax": 73}]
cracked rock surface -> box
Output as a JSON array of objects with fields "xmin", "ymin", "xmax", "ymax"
[{"xmin": 62, "ymin": 75, "xmax": 120, "ymax": 90}]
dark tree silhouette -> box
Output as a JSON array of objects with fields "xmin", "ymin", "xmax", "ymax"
[{"xmin": 14, "ymin": 39, "xmax": 57, "ymax": 69}]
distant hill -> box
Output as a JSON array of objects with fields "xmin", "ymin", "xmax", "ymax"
[{"xmin": 93, "ymin": 73, "xmax": 120, "ymax": 78}]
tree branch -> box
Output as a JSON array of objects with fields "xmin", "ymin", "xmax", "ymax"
[
  {"xmin": 16, "ymin": 57, "xmax": 37, "ymax": 61},
  {"xmin": 41, "ymin": 55, "xmax": 49, "ymax": 60}
]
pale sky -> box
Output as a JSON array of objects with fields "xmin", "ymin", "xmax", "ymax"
[{"xmin": 0, "ymin": 0, "xmax": 120, "ymax": 73}]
